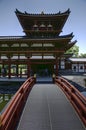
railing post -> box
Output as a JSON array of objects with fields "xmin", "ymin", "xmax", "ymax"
[
  {"xmin": 0, "ymin": 114, "xmax": 2, "ymax": 128},
  {"xmin": 34, "ymin": 74, "xmax": 36, "ymax": 83},
  {"xmin": 52, "ymin": 74, "xmax": 55, "ymax": 83}
]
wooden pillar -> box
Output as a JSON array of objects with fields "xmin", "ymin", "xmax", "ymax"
[
  {"xmin": 8, "ymin": 57, "xmax": 11, "ymax": 79},
  {"xmin": 78, "ymin": 62, "xmax": 79, "ymax": 72},
  {"xmin": 84, "ymin": 62, "xmax": 85, "ymax": 72},
  {"xmin": 16, "ymin": 64, "xmax": 19, "ymax": 77},
  {"xmin": 1, "ymin": 63, "xmax": 5, "ymax": 77},
  {"xmin": 56, "ymin": 57, "xmax": 58, "ymax": 76},
  {"xmin": 2, "ymin": 63, "xmax": 4, "ymax": 69},
  {"xmin": 52, "ymin": 63, "xmax": 54, "ymax": 75},
  {"xmin": 27, "ymin": 57, "xmax": 31, "ymax": 78},
  {"xmin": 58, "ymin": 58, "xmax": 61, "ymax": 70}
]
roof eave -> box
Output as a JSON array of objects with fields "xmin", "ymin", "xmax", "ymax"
[{"xmin": 15, "ymin": 8, "xmax": 70, "ymax": 17}]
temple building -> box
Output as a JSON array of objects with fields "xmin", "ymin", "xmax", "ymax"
[
  {"xmin": 0, "ymin": 9, "xmax": 77, "ymax": 78},
  {"xmin": 68, "ymin": 58, "xmax": 86, "ymax": 73}
]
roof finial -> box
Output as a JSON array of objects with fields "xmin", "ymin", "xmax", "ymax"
[{"xmin": 41, "ymin": 11, "xmax": 44, "ymax": 15}]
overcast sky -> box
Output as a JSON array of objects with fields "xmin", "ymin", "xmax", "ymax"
[{"xmin": 0, "ymin": 0, "xmax": 86, "ymax": 54}]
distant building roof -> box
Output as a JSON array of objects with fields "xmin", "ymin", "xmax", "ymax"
[{"xmin": 69, "ymin": 58, "xmax": 86, "ymax": 62}]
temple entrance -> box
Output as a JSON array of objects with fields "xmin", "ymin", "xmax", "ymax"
[{"xmin": 31, "ymin": 64, "xmax": 53, "ymax": 77}]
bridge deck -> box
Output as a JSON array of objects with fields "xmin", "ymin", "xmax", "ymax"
[{"xmin": 17, "ymin": 84, "xmax": 85, "ymax": 130}]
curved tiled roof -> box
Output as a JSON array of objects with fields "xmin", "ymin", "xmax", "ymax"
[
  {"xmin": 0, "ymin": 33, "xmax": 74, "ymax": 41},
  {"xmin": 15, "ymin": 8, "xmax": 70, "ymax": 17},
  {"xmin": 15, "ymin": 9, "xmax": 71, "ymax": 37}
]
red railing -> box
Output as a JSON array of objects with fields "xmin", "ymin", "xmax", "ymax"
[
  {"xmin": 0, "ymin": 76, "xmax": 35, "ymax": 130},
  {"xmin": 55, "ymin": 76, "xmax": 86, "ymax": 127}
]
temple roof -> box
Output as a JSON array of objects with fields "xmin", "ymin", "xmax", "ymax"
[
  {"xmin": 15, "ymin": 8, "xmax": 70, "ymax": 16},
  {"xmin": 0, "ymin": 34, "xmax": 76, "ymax": 57},
  {"xmin": 0, "ymin": 33, "xmax": 74, "ymax": 41},
  {"xmin": 15, "ymin": 9, "xmax": 70, "ymax": 36}
]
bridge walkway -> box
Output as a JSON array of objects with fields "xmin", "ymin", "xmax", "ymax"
[{"xmin": 17, "ymin": 84, "xmax": 85, "ymax": 130}]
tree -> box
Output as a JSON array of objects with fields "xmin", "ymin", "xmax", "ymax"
[
  {"xmin": 79, "ymin": 53, "xmax": 86, "ymax": 58},
  {"xmin": 66, "ymin": 45, "xmax": 79, "ymax": 57}
]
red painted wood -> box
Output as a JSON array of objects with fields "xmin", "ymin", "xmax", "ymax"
[
  {"xmin": 0, "ymin": 76, "xmax": 35, "ymax": 130},
  {"xmin": 55, "ymin": 76, "xmax": 86, "ymax": 127}
]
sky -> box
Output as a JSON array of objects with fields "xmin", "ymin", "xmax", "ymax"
[{"xmin": 0, "ymin": 0, "xmax": 86, "ymax": 54}]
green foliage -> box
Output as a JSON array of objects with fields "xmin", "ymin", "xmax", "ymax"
[
  {"xmin": 0, "ymin": 100, "xmax": 8, "ymax": 112},
  {"xmin": 66, "ymin": 45, "xmax": 79, "ymax": 57},
  {"xmin": 79, "ymin": 53, "xmax": 86, "ymax": 58},
  {"xmin": 0, "ymin": 94, "xmax": 13, "ymax": 112}
]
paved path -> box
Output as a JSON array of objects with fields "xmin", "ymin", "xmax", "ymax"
[
  {"xmin": 17, "ymin": 84, "xmax": 85, "ymax": 130},
  {"xmin": 62, "ymin": 75, "xmax": 86, "ymax": 88}
]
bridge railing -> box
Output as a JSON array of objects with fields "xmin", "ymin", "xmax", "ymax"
[
  {"xmin": 55, "ymin": 76, "xmax": 86, "ymax": 127},
  {"xmin": 0, "ymin": 76, "xmax": 35, "ymax": 130}
]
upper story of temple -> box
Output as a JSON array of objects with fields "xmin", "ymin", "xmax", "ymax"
[{"xmin": 15, "ymin": 9, "xmax": 71, "ymax": 38}]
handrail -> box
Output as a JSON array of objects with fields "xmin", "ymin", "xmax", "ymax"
[
  {"xmin": 0, "ymin": 76, "xmax": 35, "ymax": 130},
  {"xmin": 55, "ymin": 76, "xmax": 86, "ymax": 127}
]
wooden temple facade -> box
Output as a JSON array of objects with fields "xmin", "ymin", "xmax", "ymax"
[{"xmin": 0, "ymin": 9, "xmax": 77, "ymax": 78}]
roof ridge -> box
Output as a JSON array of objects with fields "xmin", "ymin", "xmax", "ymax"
[{"xmin": 15, "ymin": 8, "xmax": 70, "ymax": 16}]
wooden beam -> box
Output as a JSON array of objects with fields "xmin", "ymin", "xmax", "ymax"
[{"xmin": 0, "ymin": 50, "xmax": 64, "ymax": 54}]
